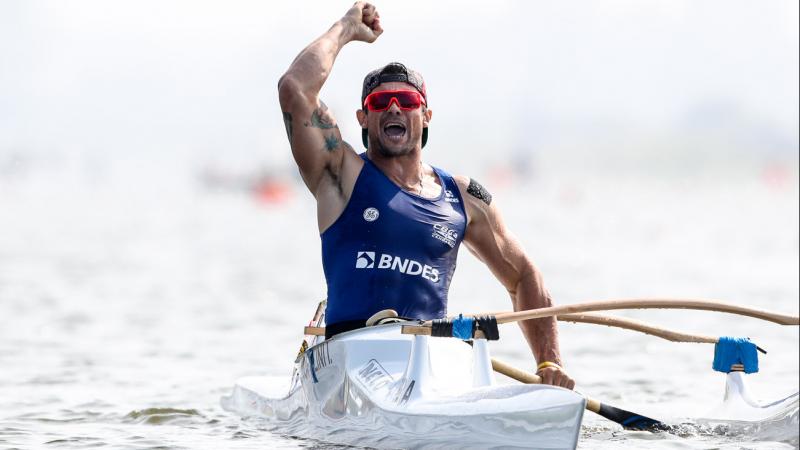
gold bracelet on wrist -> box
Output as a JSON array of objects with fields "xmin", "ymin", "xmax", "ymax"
[{"xmin": 536, "ymin": 361, "xmax": 562, "ymax": 372}]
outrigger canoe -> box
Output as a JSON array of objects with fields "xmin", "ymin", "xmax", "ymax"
[
  {"xmin": 222, "ymin": 321, "xmax": 586, "ymax": 449},
  {"xmin": 222, "ymin": 299, "xmax": 799, "ymax": 449}
]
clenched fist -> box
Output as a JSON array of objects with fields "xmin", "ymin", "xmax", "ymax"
[{"xmin": 342, "ymin": 2, "xmax": 383, "ymax": 43}]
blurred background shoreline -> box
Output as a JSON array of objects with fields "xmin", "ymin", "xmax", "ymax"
[{"xmin": 2, "ymin": 1, "xmax": 798, "ymax": 190}]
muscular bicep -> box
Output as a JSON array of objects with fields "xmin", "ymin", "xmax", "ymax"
[
  {"xmin": 457, "ymin": 177, "xmax": 531, "ymax": 293},
  {"xmin": 279, "ymin": 79, "xmax": 354, "ymax": 195}
]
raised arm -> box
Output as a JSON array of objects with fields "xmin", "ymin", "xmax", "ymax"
[
  {"xmin": 455, "ymin": 176, "xmax": 575, "ymax": 389},
  {"xmin": 277, "ymin": 2, "xmax": 382, "ymax": 196}
]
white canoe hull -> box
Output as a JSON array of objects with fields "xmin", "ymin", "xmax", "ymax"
[{"xmin": 222, "ymin": 323, "xmax": 585, "ymax": 449}]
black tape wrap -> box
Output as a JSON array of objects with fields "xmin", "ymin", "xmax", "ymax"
[
  {"xmin": 475, "ymin": 315, "xmax": 500, "ymax": 340},
  {"xmin": 430, "ymin": 318, "xmax": 454, "ymax": 338},
  {"xmin": 430, "ymin": 316, "xmax": 498, "ymax": 340}
]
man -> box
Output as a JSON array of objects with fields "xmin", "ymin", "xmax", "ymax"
[{"xmin": 278, "ymin": 2, "xmax": 574, "ymax": 389}]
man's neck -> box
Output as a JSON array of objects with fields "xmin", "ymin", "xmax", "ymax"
[{"xmin": 366, "ymin": 148, "xmax": 435, "ymax": 195}]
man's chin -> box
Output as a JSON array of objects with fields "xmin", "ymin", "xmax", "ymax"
[{"xmin": 374, "ymin": 139, "xmax": 413, "ymax": 157}]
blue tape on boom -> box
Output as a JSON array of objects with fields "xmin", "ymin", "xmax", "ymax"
[
  {"xmin": 451, "ymin": 314, "xmax": 474, "ymax": 340},
  {"xmin": 712, "ymin": 336, "xmax": 759, "ymax": 374}
]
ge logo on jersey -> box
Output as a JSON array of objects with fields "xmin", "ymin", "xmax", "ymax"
[
  {"xmin": 356, "ymin": 251, "xmax": 375, "ymax": 268},
  {"xmin": 363, "ymin": 207, "xmax": 380, "ymax": 222}
]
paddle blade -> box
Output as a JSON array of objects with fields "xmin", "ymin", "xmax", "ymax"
[{"xmin": 598, "ymin": 403, "xmax": 669, "ymax": 431}]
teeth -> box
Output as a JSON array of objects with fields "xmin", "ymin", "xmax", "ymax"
[
  {"xmin": 383, "ymin": 122, "xmax": 407, "ymax": 139},
  {"xmin": 383, "ymin": 123, "xmax": 406, "ymax": 132}
]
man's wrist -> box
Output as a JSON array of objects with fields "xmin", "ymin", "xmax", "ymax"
[
  {"xmin": 333, "ymin": 18, "xmax": 355, "ymax": 45},
  {"xmin": 536, "ymin": 361, "xmax": 563, "ymax": 372}
]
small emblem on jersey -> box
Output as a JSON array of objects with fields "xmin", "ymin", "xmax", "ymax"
[
  {"xmin": 432, "ymin": 224, "xmax": 458, "ymax": 248},
  {"xmin": 444, "ymin": 190, "xmax": 459, "ymax": 203},
  {"xmin": 363, "ymin": 207, "xmax": 380, "ymax": 222},
  {"xmin": 356, "ymin": 251, "xmax": 375, "ymax": 268}
]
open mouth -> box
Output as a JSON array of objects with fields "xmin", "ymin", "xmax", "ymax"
[{"xmin": 382, "ymin": 122, "xmax": 407, "ymax": 141}]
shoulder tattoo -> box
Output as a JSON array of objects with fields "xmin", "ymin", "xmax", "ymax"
[
  {"xmin": 308, "ymin": 101, "xmax": 337, "ymax": 130},
  {"xmin": 282, "ymin": 111, "xmax": 292, "ymax": 140},
  {"xmin": 467, "ymin": 178, "xmax": 492, "ymax": 205}
]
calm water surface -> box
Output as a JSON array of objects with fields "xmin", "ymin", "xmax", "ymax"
[{"xmin": 1, "ymin": 170, "xmax": 797, "ymax": 449}]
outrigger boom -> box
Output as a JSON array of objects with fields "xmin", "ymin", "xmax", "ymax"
[{"xmin": 405, "ymin": 298, "xmax": 800, "ymax": 331}]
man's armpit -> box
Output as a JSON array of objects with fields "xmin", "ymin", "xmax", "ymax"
[{"xmin": 467, "ymin": 178, "xmax": 492, "ymax": 206}]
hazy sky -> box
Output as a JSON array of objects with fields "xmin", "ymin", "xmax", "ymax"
[{"xmin": 1, "ymin": 1, "xmax": 798, "ymax": 173}]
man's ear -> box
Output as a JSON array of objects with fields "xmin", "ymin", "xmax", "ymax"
[
  {"xmin": 423, "ymin": 108, "xmax": 432, "ymax": 127},
  {"xmin": 356, "ymin": 109, "xmax": 367, "ymax": 127}
]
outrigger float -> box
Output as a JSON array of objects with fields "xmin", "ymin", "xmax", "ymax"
[{"xmin": 222, "ymin": 298, "xmax": 799, "ymax": 449}]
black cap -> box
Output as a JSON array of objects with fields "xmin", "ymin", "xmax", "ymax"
[
  {"xmin": 360, "ymin": 62, "xmax": 429, "ymax": 149},
  {"xmin": 361, "ymin": 62, "xmax": 427, "ymax": 106}
]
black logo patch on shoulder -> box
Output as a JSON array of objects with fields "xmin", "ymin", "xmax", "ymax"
[{"xmin": 467, "ymin": 178, "xmax": 492, "ymax": 206}]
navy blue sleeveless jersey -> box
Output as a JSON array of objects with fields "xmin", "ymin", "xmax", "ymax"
[{"xmin": 321, "ymin": 153, "xmax": 467, "ymax": 328}]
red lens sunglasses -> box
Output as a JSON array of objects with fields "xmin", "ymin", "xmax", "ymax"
[{"xmin": 363, "ymin": 90, "xmax": 426, "ymax": 112}]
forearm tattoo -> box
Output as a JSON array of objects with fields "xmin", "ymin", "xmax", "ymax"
[
  {"xmin": 467, "ymin": 178, "xmax": 492, "ymax": 205},
  {"xmin": 282, "ymin": 111, "xmax": 292, "ymax": 140}
]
